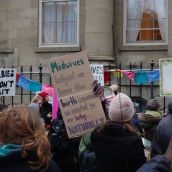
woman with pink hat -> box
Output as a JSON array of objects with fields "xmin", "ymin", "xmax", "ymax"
[{"xmin": 90, "ymin": 93, "xmax": 146, "ymax": 172}]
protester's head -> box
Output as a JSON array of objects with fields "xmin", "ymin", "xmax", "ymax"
[
  {"xmin": 146, "ymin": 99, "xmax": 160, "ymax": 111},
  {"xmin": 168, "ymin": 101, "xmax": 172, "ymax": 114},
  {"xmin": 0, "ymin": 105, "xmax": 51, "ymax": 171},
  {"xmin": 38, "ymin": 92, "xmax": 49, "ymax": 103},
  {"xmin": 109, "ymin": 84, "xmax": 119, "ymax": 95},
  {"xmin": 31, "ymin": 95, "xmax": 41, "ymax": 104},
  {"xmin": 108, "ymin": 93, "xmax": 134, "ymax": 122}
]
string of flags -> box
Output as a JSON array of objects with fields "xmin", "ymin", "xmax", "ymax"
[{"xmin": 16, "ymin": 69, "xmax": 160, "ymax": 93}]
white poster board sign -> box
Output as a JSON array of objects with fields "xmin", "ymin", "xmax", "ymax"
[
  {"xmin": 0, "ymin": 68, "xmax": 16, "ymax": 96},
  {"xmin": 90, "ymin": 64, "xmax": 104, "ymax": 86},
  {"xmin": 160, "ymin": 59, "xmax": 172, "ymax": 96}
]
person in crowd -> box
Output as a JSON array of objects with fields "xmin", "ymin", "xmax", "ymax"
[
  {"xmin": 48, "ymin": 111, "xmax": 80, "ymax": 172},
  {"xmin": 131, "ymin": 102, "xmax": 144, "ymax": 136},
  {"xmin": 0, "ymin": 105, "xmax": 61, "ymax": 172},
  {"xmin": 29, "ymin": 95, "xmax": 41, "ymax": 111},
  {"xmin": 137, "ymin": 138, "xmax": 172, "ymax": 172},
  {"xmin": 151, "ymin": 101, "xmax": 172, "ymax": 158},
  {"xmin": 91, "ymin": 93, "xmax": 146, "ymax": 172},
  {"xmin": 38, "ymin": 91, "xmax": 52, "ymax": 129},
  {"xmin": 109, "ymin": 84, "xmax": 119, "ymax": 96},
  {"xmin": 138, "ymin": 99, "xmax": 163, "ymax": 141}
]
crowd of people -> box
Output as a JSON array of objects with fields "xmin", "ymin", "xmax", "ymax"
[{"xmin": 0, "ymin": 82, "xmax": 172, "ymax": 172}]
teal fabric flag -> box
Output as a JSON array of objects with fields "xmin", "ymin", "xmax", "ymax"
[
  {"xmin": 134, "ymin": 71, "xmax": 149, "ymax": 84},
  {"xmin": 17, "ymin": 75, "xmax": 30, "ymax": 90},
  {"xmin": 28, "ymin": 81, "xmax": 41, "ymax": 92}
]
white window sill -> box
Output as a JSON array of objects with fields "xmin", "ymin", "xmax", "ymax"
[
  {"xmin": 119, "ymin": 45, "xmax": 168, "ymax": 51},
  {"xmin": 35, "ymin": 46, "xmax": 81, "ymax": 53}
]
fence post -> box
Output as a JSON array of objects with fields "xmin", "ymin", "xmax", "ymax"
[
  {"xmin": 20, "ymin": 66, "xmax": 23, "ymax": 104},
  {"xmin": 2, "ymin": 66, "xmax": 5, "ymax": 105},
  {"xmin": 11, "ymin": 66, "xmax": 14, "ymax": 106},
  {"xmin": 39, "ymin": 64, "xmax": 43, "ymax": 83},
  {"xmin": 139, "ymin": 62, "xmax": 143, "ymax": 112},
  {"xmin": 119, "ymin": 63, "xmax": 121, "ymax": 92},
  {"xmin": 129, "ymin": 62, "xmax": 132, "ymax": 97},
  {"xmin": 150, "ymin": 60, "xmax": 155, "ymax": 99},
  {"xmin": 29, "ymin": 65, "xmax": 32, "ymax": 102}
]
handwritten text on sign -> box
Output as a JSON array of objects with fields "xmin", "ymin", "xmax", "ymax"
[
  {"xmin": 48, "ymin": 52, "xmax": 106, "ymax": 138},
  {"xmin": 90, "ymin": 64, "xmax": 104, "ymax": 86},
  {"xmin": 0, "ymin": 69, "xmax": 16, "ymax": 96}
]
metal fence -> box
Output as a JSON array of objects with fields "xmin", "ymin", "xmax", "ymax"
[{"xmin": 0, "ymin": 61, "xmax": 167, "ymax": 113}]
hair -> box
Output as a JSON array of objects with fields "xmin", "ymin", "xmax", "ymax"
[
  {"xmin": 98, "ymin": 120, "xmax": 139, "ymax": 137},
  {"xmin": 146, "ymin": 99, "xmax": 160, "ymax": 111},
  {"xmin": 31, "ymin": 95, "xmax": 41, "ymax": 104},
  {"xmin": 0, "ymin": 105, "xmax": 51, "ymax": 171}
]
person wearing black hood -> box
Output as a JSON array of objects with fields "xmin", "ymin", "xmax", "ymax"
[
  {"xmin": 151, "ymin": 101, "xmax": 172, "ymax": 158},
  {"xmin": 91, "ymin": 93, "xmax": 146, "ymax": 172},
  {"xmin": 38, "ymin": 92, "xmax": 52, "ymax": 130}
]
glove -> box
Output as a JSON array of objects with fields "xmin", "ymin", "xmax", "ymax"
[{"xmin": 92, "ymin": 80, "xmax": 104, "ymax": 101}]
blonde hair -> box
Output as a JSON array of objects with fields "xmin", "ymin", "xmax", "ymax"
[
  {"xmin": 0, "ymin": 105, "xmax": 51, "ymax": 171},
  {"xmin": 31, "ymin": 95, "xmax": 41, "ymax": 103}
]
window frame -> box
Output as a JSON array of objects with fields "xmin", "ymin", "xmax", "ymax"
[
  {"xmin": 123, "ymin": 0, "xmax": 168, "ymax": 46},
  {"xmin": 39, "ymin": 0, "xmax": 80, "ymax": 48}
]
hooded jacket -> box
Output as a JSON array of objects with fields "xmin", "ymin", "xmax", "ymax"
[
  {"xmin": 139, "ymin": 110, "xmax": 162, "ymax": 141},
  {"xmin": 90, "ymin": 122, "xmax": 146, "ymax": 172},
  {"xmin": 0, "ymin": 144, "xmax": 61, "ymax": 172},
  {"xmin": 137, "ymin": 155, "xmax": 170, "ymax": 172},
  {"xmin": 151, "ymin": 114, "xmax": 172, "ymax": 158}
]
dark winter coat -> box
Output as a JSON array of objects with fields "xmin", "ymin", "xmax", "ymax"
[
  {"xmin": 40, "ymin": 101, "xmax": 52, "ymax": 128},
  {"xmin": 138, "ymin": 110, "xmax": 162, "ymax": 141},
  {"xmin": 90, "ymin": 122, "xmax": 146, "ymax": 172},
  {"xmin": 151, "ymin": 114, "xmax": 172, "ymax": 158},
  {"xmin": 137, "ymin": 155, "xmax": 171, "ymax": 172},
  {"xmin": 0, "ymin": 149, "xmax": 61, "ymax": 172}
]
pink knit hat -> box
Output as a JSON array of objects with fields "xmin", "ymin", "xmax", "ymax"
[{"xmin": 109, "ymin": 93, "xmax": 134, "ymax": 122}]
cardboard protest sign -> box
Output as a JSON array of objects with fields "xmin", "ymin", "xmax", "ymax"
[
  {"xmin": 160, "ymin": 59, "xmax": 172, "ymax": 96},
  {"xmin": 0, "ymin": 68, "xmax": 16, "ymax": 96},
  {"xmin": 90, "ymin": 64, "xmax": 104, "ymax": 86},
  {"xmin": 48, "ymin": 51, "xmax": 106, "ymax": 138}
]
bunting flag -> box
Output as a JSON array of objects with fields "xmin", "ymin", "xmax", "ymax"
[
  {"xmin": 42, "ymin": 84, "xmax": 59, "ymax": 120},
  {"xmin": 111, "ymin": 71, "xmax": 123, "ymax": 78},
  {"xmin": 134, "ymin": 71, "xmax": 149, "ymax": 84},
  {"xmin": 119, "ymin": 70, "xmax": 135, "ymax": 81},
  {"xmin": 17, "ymin": 75, "xmax": 41, "ymax": 92},
  {"xmin": 147, "ymin": 70, "xmax": 160, "ymax": 82}
]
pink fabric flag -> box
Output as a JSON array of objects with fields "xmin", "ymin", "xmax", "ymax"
[
  {"xmin": 119, "ymin": 70, "xmax": 135, "ymax": 81},
  {"xmin": 42, "ymin": 84, "xmax": 58, "ymax": 120}
]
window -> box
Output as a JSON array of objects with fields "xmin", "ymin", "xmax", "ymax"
[
  {"xmin": 124, "ymin": 0, "xmax": 167, "ymax": 45},
  {"xmin": 39, "ymin": 0, "xmax": 79, "ymax": 47}
]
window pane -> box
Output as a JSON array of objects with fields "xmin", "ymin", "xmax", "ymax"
[
  {"xmin": 42, "ymin": 1, "xmax": 78, "ymax": 45},
  {"xmin": 42, "ymin": 23, "xmax": 55, "ymax": 43},
  {"xmin": 126, "ymin": 0, "xmax": 166, "ymax": 43}
]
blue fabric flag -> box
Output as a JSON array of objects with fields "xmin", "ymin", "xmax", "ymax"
[
  {"xmin": 147, "ymin": 70, "xmax": 160, "ymax": 82},
  {"xmin": 17, "ymin": 75, "xmax": 30, "ymax": 90},
  {"xmin": 134, "ymin": 71, "xmax": 149, "ymax": 84},
  {"xmin": 28, "ymin": 81, "xmax": 41, "ymax": 92}
]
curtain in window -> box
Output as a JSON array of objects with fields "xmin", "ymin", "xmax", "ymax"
[
  {"xmin": 127, "ymin": 0, "xmax": 144, "ymax": 42},
  {"xmin": 42, "ymin": 2, "xmax": 55, "ymax": 43},
  {"xmin": 56, "ymin": 2, "xmax": 77, "ymax": 44},
  {"xmin": 155, "ymin": 0, "xmax": 166, "ymax": 41}
]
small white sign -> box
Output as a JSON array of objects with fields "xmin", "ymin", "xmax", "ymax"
[
  {"xmin": 90, "ymin": 64, "xmax": 104, "ymax": 86},
  {"xmin": 0, "ymin": 68, "xmax": 16, "ymax": 96}
]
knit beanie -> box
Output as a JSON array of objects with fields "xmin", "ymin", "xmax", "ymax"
[
  {"xmin": 38, "ymin": 92, "xmax": 48, "ymax": 99},
  {"xmin": 109, "ymin": 93, "xmax": 134, "ymax": 122}
]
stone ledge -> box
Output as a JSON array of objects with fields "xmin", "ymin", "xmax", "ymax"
[
  {"xmin": 119, "ymin": 45, "xmax": 168, "ymax": 51},
  {"xmin": 35, "ymin": 46, "xmax": 81, "ymax": 53},
  {"xmin": 89, "ymin": 56, "xmax": 115, "ymax": 61},
  {"xmin": 0, "ymin": 48, "xmax": 14, "ymax": 53}
]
